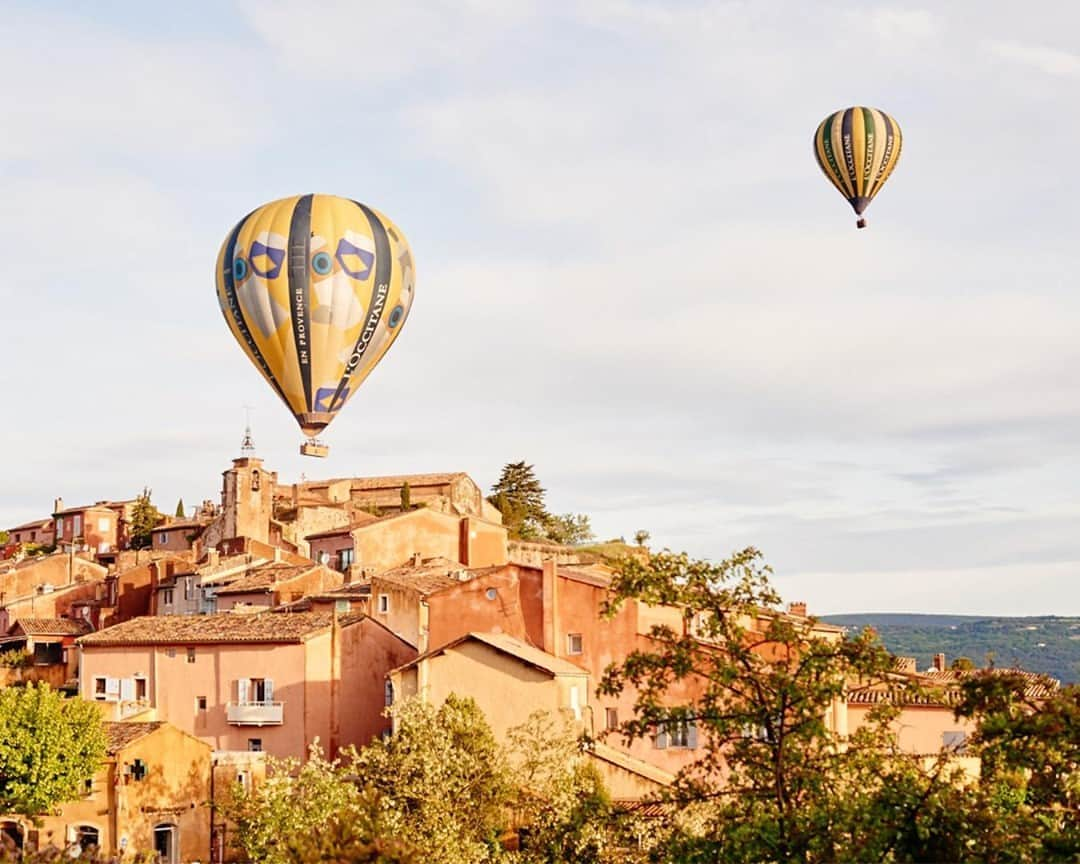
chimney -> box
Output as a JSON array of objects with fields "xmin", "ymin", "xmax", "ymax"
[
  {"xmin": 53, "ymin": 497, "xmax": 64, "ymax": 515},
  {"xmin": 788, "ymin": 601, "xmax": 807, "ymax": 618},
  {"xmin": 896, "ymin": 656, "xmax": 917, "ymax": 674},
  {"xmin": 411, "ymin": 552, "xmax": 422, "ymax": 567},
  {"xmin": 932, "ymin": 652, "xmax": 946, "ymax": 672},
  {"xmin": 542, "ymin": 559, "xmax": 558, "ymax": 654}
]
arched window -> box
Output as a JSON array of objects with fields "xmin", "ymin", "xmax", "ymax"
[
  {"xmin": 76, "ymin": 825, "xmax": 99, "ymax": 851},
  {"xmin": 384, "ymin": 680, "xmax": 394, "ymax": 707},
  {"xmin": 251, "ymin": 470, "xmax": 261, "ymax": 492},
  {"xmin": 0, "ymin": 821, "xmax": 23, "ymax": 850}
]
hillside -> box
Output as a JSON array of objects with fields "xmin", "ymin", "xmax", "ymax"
[{"xmin": 821, "ymin": 614, "xmax": 1080, "ymax": 684}]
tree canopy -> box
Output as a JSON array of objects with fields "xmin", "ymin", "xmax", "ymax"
[
  {"xmin": 127, "ymin": 487, "xmax": 164, "ymax": 550},
  {"xmin": 0, "ymin": 683, "xmax": 106, "ymax": 819},
  {"xmin": 598, "ymin": 547, "xmax": 1080, "ymax": 863},
  {"xmin": 488, "ymin": 462, "xmax": 593, "ymax": 545}
]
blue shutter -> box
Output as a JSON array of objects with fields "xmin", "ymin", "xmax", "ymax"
[
  {"xmin": 655, "ymin": 724, "xmax": 668, "ymax": 749},
  {"xmin": 687, "ymin": 722, "xmax": 699, "ymax": 749}
]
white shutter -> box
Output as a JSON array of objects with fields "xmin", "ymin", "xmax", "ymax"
[
  {"xmin": 263, "ymin": 678, "xmax": 274, "ymax": 704},
  {"xmin": 119, "ymin": 678, "xmax": 135, "ymax": 702},
  {"xmin": 237, "ymin": 678, "xmax": 250, "ymax": 705},
  {"xmin": 687, "ymin": 722, "xmax": 699, "ymax": 749},
  {"xmin": 105, "ymin": 677, "xmax": 121, "ymax": 696}
]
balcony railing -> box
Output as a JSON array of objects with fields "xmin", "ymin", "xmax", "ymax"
[{"xmin": 226, "ymin": 701, "xmax": 284, "ymax": 726}]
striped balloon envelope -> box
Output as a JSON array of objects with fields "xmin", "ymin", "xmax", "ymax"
[
  {"xmin": 215, "ymin": 194, "xmax": 415, "ymax": 456},
  {"xmin": 813, "ymin": 107, "xmax": 902, "ymax": 229}
]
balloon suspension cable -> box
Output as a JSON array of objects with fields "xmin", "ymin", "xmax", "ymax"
[
  {"xmin": 300, "ymin": 437, "xmax": 330, "ymax": 458},
  {"xmin": 856, "ymin": 217, "xmax": 867, "ymax": 229}
]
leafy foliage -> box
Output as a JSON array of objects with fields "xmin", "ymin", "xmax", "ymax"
[
  {"xmin": 633, "ymin": 529, "xmax": 650, "ymax": 547},
  {"xmin": 127, "ymin": 487, "xmax": 164, "ymax": 550},
  {"xmin": 223, "ymin": 743, "xmax": 416, "ymax": 864},
  {"xmin": 400, "ymin": 482, "xmax": 411, "ymax": 512},
  {"xmin": 543, "ymin": 513, "xmax": 595, "ymax": 546},
  {"xmin": 489, "ymin": 461, "xmax": 550, "ymax": 540},
  {"xmin": 0, "ymin": 683, "xmax": 106, "ymax": 819},
  {"xmin": 174, "ymin": 498, "xmax": 185, "ymax": 518},
  {"xmin": 599, "ymin": 547, "xmax": 1080, "ymax": 863}
]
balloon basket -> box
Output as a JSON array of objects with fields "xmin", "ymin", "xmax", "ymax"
[
  {"xmin": 856, "ymin": 218, "xmax": 867, "ymax": 229},
  {"xmin": 300, "ymin": 439, "xmax": 330, "ymax": 458}
]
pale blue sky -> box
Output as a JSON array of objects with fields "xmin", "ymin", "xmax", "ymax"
[{"xmin": 2, "ymin": 1, "xmax": 1078, "ymax": 614}]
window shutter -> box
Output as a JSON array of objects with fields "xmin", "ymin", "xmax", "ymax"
[
  {"xmin": 119, "ymin": 678, "xmax": 135, "ymax": 702},
  {"xmin": 655, "ymin": 725, "xmax": 668, "ymax": 749},
  {"xmin": 237, "ymin": 678, "xmax": 250, "ymax": 705},
  {"xmin": 263, "ymin": 679, "xmax": 274, "ymax": 703},
  {"xmin": 105, "ymin": 677, "xmax": 120, "ymax": 697},
  {"xmin": 687, "ymin": 722, "xmax": 699, "ymax": 749}
]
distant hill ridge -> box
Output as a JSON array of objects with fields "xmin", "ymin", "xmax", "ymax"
[{"xmin": 821, "ymin": 614, "xmax": 1080, "ymax": 685}]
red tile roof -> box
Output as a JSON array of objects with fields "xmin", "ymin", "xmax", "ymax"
[
  {"xmin": 13, "ymin": 618, "xmax": 92, "ymax": 637},
  {"xmin": 104, "ymin": 721, "xmax": 163, "ymax": 754},
  {"xmin": 78, "ymin": 611, "xmax": 352, "ymax": 646}
]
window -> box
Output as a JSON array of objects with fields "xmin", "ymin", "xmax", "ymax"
[
  {"xmin": 162, "ymin": 588, "xmax": 174, "ymax": 605},
  {"xmin": 335, "ymin": 599, "xmax": 350, "ymax": 614},
  {"xmin": 605, "ymin": 708, "xmax": 619, "ymax": 731},
  {"xmin": 55, "ymin": 517, "xmax": 62, "ymax": 534},
  {"xmin": 134, "ymin": 677, "xmax": 147, "ymax": 701},
  {"xmin": 655, "ymin": 721, "xmax": 698, "ymax": 750},
  {"xmin": 94, "ymin": 677, "xmax": 108, "ymax": 700},
  {"xmin": 567, "ymin": 633, "xmax": 583, "ymax": 655},
  {"xmin": 318, "ymin": 551, "xmax": 330, "ymax": 565},
  {"xmin": 247, "ymin": 738, "xmax": 262, "ymax": 752},
  {"xmin": 942, "ymin": 730, "xmax": 967, "ymax": 752},
  {"xmin": 158, "ymin": 532, "xmax": 169, "ymax": 545},
  {"xmin": 377, "ymin": 594, "xmax": 390, "ymax": 614},
  {"xmin": 183, "ymin": 578, "xmax": 192, "ymax": 600},
  {"xmin": 84, "ymin": 778, "xmax": 94, "ymax": 796},
  {"xmin": 75, "ymin": 825, "xmax": 99, "ymax": 851},
  {"xmin": 251, "ymin": 470, "xmax": 260, "ymax": 491},
  {"xmin": 237, "ymin": 678, "xmax": 274, "ymax": 704},
  {"xmin": 186, "ymin": 647, "xmax": 196, "ymax": 663},
  {"xmin": 197, "ymin": 696, "xmax": 207, "ymax": 711},
  {"xmin": 485, "ymin": 588, "xmax": 498, "ymax": 601},
  {"xmin": 340, "ymin": 548, "xmax": 354, "ymax": 569},
  {"xmin": 72, "ymin": 515, "xmax": 82, "ymax": 536},
  {"xmin": 98, "ymin": 517, "xmax": 109, "ymax": 532},
  {"xmin": 384, "ymin": 680, "xmax": 394, "ymax": 706}
]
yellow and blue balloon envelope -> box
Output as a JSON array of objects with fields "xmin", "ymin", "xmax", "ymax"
[{"xmin": 215, "ymin": 194, "xmax": 415, "ymax": 454}]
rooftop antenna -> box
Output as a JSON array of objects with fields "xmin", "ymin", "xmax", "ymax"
[{"xmin": 240, "ymin": 406, "xmax": 256, "ymax": 455}]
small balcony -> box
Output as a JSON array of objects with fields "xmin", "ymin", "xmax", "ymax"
[{"xmin": 226, "ymin": 701, "xmax": 284, "ymax": 726}]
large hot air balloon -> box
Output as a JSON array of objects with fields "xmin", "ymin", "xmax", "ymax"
[
  {"xmin": 215, "ymin": 194, "xmax": 415, "ymax": 457},
  {"xmin": 813, "ymin": 106, "xmax": 902, "ymax": 229}
]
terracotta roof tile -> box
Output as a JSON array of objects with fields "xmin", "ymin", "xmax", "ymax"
[
  {"xmin": 79, "ymin": 612, "xmax": 345, "ymax": 646},
  {"xmin": 14, "ymin": 618, "xmax": 92, "ymax": 637},
  {"xmin": 214, "ymin": 565, "xmax": 311, "ymax": 595},
  {"xmin": 395, "ymin": 631, "xmax": 588, "ymax": 678},
  {"xmin": 372, "ymin": 557, "xmax": 466, "ymax": 595},
  {"xmin": 104, "ymin": 721, "xmax": 163, "ymax": 754}
]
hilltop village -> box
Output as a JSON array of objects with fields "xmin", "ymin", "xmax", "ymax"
[{"xmin": 0, "ymin": 454, "xmax": 1058, "ymax": 861}]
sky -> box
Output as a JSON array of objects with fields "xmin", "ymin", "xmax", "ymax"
[{"xmin": 1, "ymin": 1, "xmax": 1078, "ymax": 616}]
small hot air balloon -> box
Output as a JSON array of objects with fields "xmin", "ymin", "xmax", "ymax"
[
  {"xmin": 813, "ymin": 106, "xmax": 902, "ymax": 229},
  {"xmin": 215, "ymin": 194, "xmax": 415, "ymax": 457}
]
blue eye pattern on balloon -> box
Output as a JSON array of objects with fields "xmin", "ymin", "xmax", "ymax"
[
  {"xmin": 249, "ymin": 240, "xmax": 286, "ymax": 279},
  {"xmin": 335, "ymin": 237, "xmax": 374, "ymax": 280},
  {"xmin": 233, "ymin": 256, "xmax": 248, "ymax": 281},
  {"xmin": 388, "ymin": 304, "xmax": 405, "ymax": 328},
  {"xmin": 311, "ymin": 251, "xmax": 333, "ymax": 275}
]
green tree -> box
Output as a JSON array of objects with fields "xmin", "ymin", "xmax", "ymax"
[
  {"xmin": 508, "ymin": 711, "xmax": 626, "ymax": 863},
  {"xmin": 633, "ymin": 529, "xmax": 650, "ymax": 547},
  {"xmin": 128, "ymin": 487, "xmax": 164, "ymax": 550},
  {"xmin": 0, "ymin": 530, "xmax": 8, "ymax": 545},
  {"xmin": 224, "ymin": 743, "xmax": 415, "ymax": 864},
  {"xmin": 544, "ymin": 513, "xmax": 594, "ymax": 546},
  {"xmin": 597, "ymin": 547, "xmax": 1010, "ymax": 863},
  {"xmin": 400, "ymin": 482, "xmax": 412, "ymax": 512},
  {"xmin": 174, "ymin": 498, "xmax": 185, "ymax": 518},
  {"xmin": 489, "ymin": 462, "xmax": 549, "ymax": 540},
  {"xmin": 354, "ymin": 695, "xmax": 512, "ymax": 864},
  {"xmin": 0, "ymin": 683, "xmax": 106, "ymax": 819}
]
